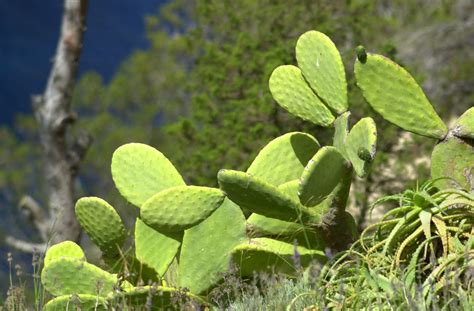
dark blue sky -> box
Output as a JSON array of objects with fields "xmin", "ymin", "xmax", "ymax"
[{"xmin": 0, "ymin": 0, "xmax": 168, "ymax": 126}]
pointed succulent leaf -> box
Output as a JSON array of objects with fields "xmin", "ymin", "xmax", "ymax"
[
  {"xmin": 299, "ymin": 146, "xmax": 352, "ymax": 207},
  {"xmin": 178, "ymin": 198, "xmax": 247, "ymax": 294},
  {"xmin": 43, "ymin": 295, "xmax": 107, "ymax": 311},
  {"xmin": 232, "ymin": 238, "xmax": 326, "ymax": 277},
  {"xmin": 135, "ymin": 218, "xmax": 181, "ymax": 277},
  {"xmin": 247, "ymin": 132, "xmax": 320, "ymax": 186},
  {"xmin": 333, "ymin": 111, "xmax": 350, "ymax": 159},
  {"xmin": 41, "ymin": 258, "xmax": 118, "ymax": 296},
  {"xmin": 431, "ymin": 136, "xmax": 474, "ymax": 191},
  {"xmin": 355, "ymin": 53, "xmax": 448, "ymax": 139},
  {"xmin": 44, "ymin": 241, "xmax": 85, "ymax": 267},
  {"xmin": 218, "ymin": 170, "xmax": 319, "ymax": 223},
  {"xmin": 296, "ymin": 30, "xmax": 348, "ymax": 114},
  {"xmin": 346, "ymin": 117, "xmax": 377, "ymax": 177},
  {"xmin": 111, "ymin": 143, "xmax": 185, "ymax": 207},
  {"xmin": 140, "ymin": 186, "xmax": 225, "ymax": 232},
  {"xmin": 269, "ymin": 65, "xmax": 335, "ymax": 126},
  {"xmin": 75, "ymin": 197, "xmax": 126, "ymax": 256},
  {"xmin": 452, "ymin": 107, "xmax": 474, "ymax": 139}
]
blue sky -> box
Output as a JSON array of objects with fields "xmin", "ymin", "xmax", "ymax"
[{"xmin": 0, "ymin": 0, "xmax": 167, "ymax": 125}]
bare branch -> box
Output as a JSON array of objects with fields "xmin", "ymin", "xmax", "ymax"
[
  {"xmin": 5, "ymin": 236, "xmax": 47, "ymax": 254},
  {"xmin": 18, "ymin": 196, "xmax": 51, "ymax": 241}
]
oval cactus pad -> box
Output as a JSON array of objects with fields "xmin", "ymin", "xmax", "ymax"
[
  {"xmin": 247, "ymin": 132, "xmax": 320, "ymax": 186},
  {"xmin": 141, "ymin": 186, "xmax": 225, "ymax": 232},
  {"xmin": 111, "ymin": 143, "xmax": 185, "ymax": 207},
  {"xmin": 75, "ymin": 197, "xmax": 126, "ymax": 256},
  {"xmin": 299, "ymin": 146, "xmax": 352, "ymax": 207},
  {"xmin": 452, "ymin": 107, "xmax": 474, "ymax": 139},
  {"xmin": 296, "ymin": 30, "xmax": 348, "ymax": 114},
  {"xmin": 179, "ymin": 198, "xmax": 247, "ymax": 294},
  {"xmin": 135, "ymin": 218, "xmax": 181, "ymax": 277},
  {"xmin": 44, "ymin": 241, "xmax": 85, "ymax": 267},
  {"xmin": 218, "ymin": 169, "xmax": 316, "ymax": 222},
  {"xmin": 269, "ymin": 65, "xmax": 335, "ymax": 127},
  {"xmin": 355, "ymin": 53, "xmax": 447, "ymax": 139},
  {"xmin": 41, "ymin": 258, "xmax": 118, "ymax": 296}
]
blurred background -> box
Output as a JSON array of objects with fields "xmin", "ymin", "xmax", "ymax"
[{"xmin": 0, "ymin": 0, "xmax": 473, "ymax": 300}]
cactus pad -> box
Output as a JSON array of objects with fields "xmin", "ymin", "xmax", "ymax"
[
  {"xmin": 75, "ymin": 197, "xmax": 126, "ymax": 256},
  {"xmin": 269, "ymin": 65, "xmax": 334, "ymax": 126},
  {"xmin": 232, "ymin": 238, "xmax": 326, "ymax": 276},
  {"xmin": 111, "ymin": 143, "xmax": 185, "ymax": 207},
  {"xmin": 218, "ymin": 169, "xmax": 317, "ymax": 222},
  {"xmin": 299, "ymin": 146, "xmax": 352, "ymax": 207},
  {"xmin": 296, "ymin": 30, "xmax": 348, "ymax": 114},
  {"xmin": 140, "ymin": 186, "xmax": 225, "ymax": 232},
  {"xmin": 43, "ymin": 294, "xmax": 107, "ymax": 311},
  {"xmin": 247, "ymin": 132, "xmax": 320, "ymax": 186},
  {"xmin": 452, "ymin": 107, "xmax": 474, "ymax": 139},
  {"xmin": 135, "ymin": 218, "xmax": 181, "ymax": 277},
  {"xmin": 41, "ymin": 258, "xmax": 118, "ymax": 296},
  {"xmin": 178, "ymin": 198, "xmax": 247, "ymax": 294},
  {"xmin": 44, "ymin": 241, "xmax": 85, "ymax": 267},
  {"xmin": 355, "ymin": 53, "xmax": 447, "ymax": 139},
  {"xmin": 333, "ymin": 111, "xmax": 350, "ymax": 159},
  {"xmin": 346, "ymin": 117, "xmax": 377, "ymax": 177},
  {"xmin": 431, "ymin": 136, "xmax": 474, "ymax": 190}
]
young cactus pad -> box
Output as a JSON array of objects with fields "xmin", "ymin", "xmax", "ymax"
[
  {"xmin": 269, "ymin": 65, "xmax": 334, "ymax": 126},
  {"xmin": 246, "ymin": 132, "xmax": 320, "ymax": 186},
  {"xmin": 43, "ymin": 241, "xmax": 85, "ymax": 267},
  {"xmin": 296, "ymin": 30, "xmax": 348, "ymax": 114},
  {"xmin": 140, "ymin": 186, "xmax": 225, "ymax": 232},
  {"xmin": 111, "ymin": 143, "xmax": 185, "ymax": 207},
  {"xmin": 75, "ymin": 197, "xmax": 126, "ymax": 256},
  {"xmin": 333, "ymin": 111, "xmax": 351, "ymax": 158},
  {"xmin": 298, "ymin": 146, "xmax": 352, "ymax": 207},
  {"xmin": 345, "ymin": 117, "xmax": 377, "ymax": 178},
  {"xmin": 354, "ymin": 52, "xmax": 447, "ymax": 139}
]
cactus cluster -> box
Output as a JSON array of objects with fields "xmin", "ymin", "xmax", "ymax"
[{"xmin": 41, "ymin": 30, "xmax": 473, "ymax": 308}]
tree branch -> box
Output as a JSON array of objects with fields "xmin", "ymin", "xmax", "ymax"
[
  {"xmin": 5, "ymin": 236, "xmax": 47, "ymax": 254},
  {"xmin": 18, "ymin": 196, "xmax": 51, "ymax": 241}
]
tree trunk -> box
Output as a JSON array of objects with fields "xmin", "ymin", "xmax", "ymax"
[{"xmin": 6, "ymin": 0, "xmax": 91, "ymax": 253}]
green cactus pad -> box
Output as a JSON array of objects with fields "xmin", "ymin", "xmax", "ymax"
[
  {"xmin": 431, "ymin": 136, "xmax": 474, "ymax": 190},
  {"xmin": 44, "ymin": 241, "xmax": 85, "ymax": 267},
  {"xmin": 247, "ymin": 181, "xmax": 307, "ymax": 237},
  {"xmin": 296, "ymin": 30, "xmax": 348, "ymax": 114},
  {"xmin": 108, "ymin": 286, "xmax": 205, "ymax": 310},
  {"xmin": 299, "ymin": 146, "xmax": 352, "ymax": 207},
  {"xmin": 333, "ymin": 111, "xmax": 351, "ymax": 159},
  {"xmin": 135, "ymin": 218, "xmax": 181, "ymax": 277},
  {"xmin": 140, "ymin": 186, "xmax": 225, "ymax": 232},
  {"xmin": 178, "ymin": 198, "xmax": 247, "ymax": 294},
  {"xmin": 111, "ymin": 143, "xmax": 185, "ymax": 207},
  {"xmin": 75, "ymin": 197, "xmax": 126, "ymax": 256},
  {"xmin": 355, "ymin": 53, "xmax": 448, "ymax": 139},
  {"xmin": 218, "ymin": 170, "xmax": 318, "ymax": 222},
  {"xmin": 346, "ymin": 117, "xmax": 377, "ymax": 177},
  {"xmin": 41, "ymin": 258, "xmax": 118, "ymax": 296},
  {"xmin": 43, "ymin": 295, "xmax": 107, "ymax": 311},
  {"xmin": 247, "ymin": 132, "xmax": 320, "ymax": 186},
  {"xmin": 269, "ymin": 65, "xmax": 335, "ymax": 126},
  {"xmin": 232, "ymin": 238, "xmax": 326, "ymax": 276},
  {"xmin": 453, "ymin": 107, "xmax": 474, "ymax": 139}
]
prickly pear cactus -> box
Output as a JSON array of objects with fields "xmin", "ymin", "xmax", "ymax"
[{"xmin": 354, "ymin": 46, "xmax": 473, "ymax": 190}]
